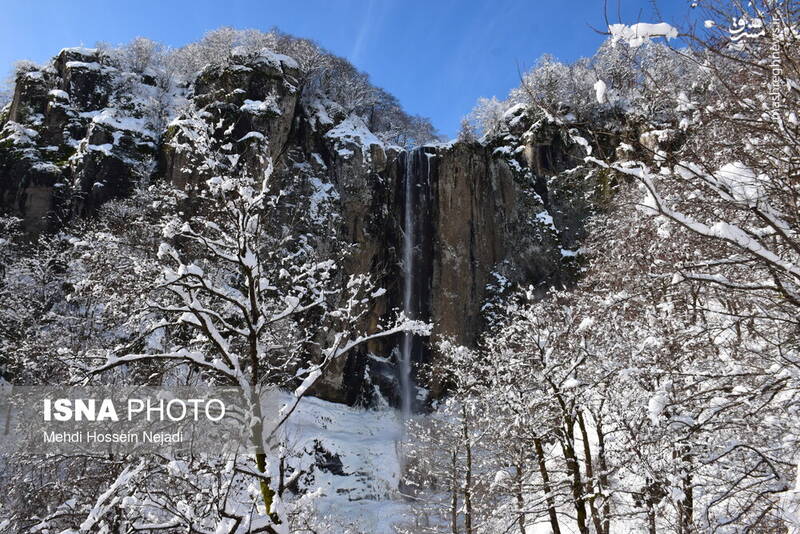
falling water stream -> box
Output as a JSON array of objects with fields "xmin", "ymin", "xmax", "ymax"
[
  {"xmin": 399, "ymin": 147, "xmax": 434, "ymax": 423},
  {"xmin": 400, "ymin": 150, "xmax": 415, "ymax": 422}
]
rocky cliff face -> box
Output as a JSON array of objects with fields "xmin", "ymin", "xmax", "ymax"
[
  {"xmin": 0, "ymin": 47, "xmax": 600, "ymax": 406},
  {"xmin": 0, "ymin": 48, "xmax": 161, "ymax": 234}
]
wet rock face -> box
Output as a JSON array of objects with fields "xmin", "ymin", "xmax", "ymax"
[
  {"xmin": 8, "ymin": 69, "xmax": 53, "ymax": 126},
  {"xmin": 403, "ymin": 140, "xmax": 578, "ymax": 340},
  {"xmin": 435, "ymin": 145, "xmax": 509, "ymax": 345},
  {"xmin": 378, "ymin": 141, "xmax": 572, "ymax": 398},
  {"xmin": 285, "ymin": 116, "xmax": 399, "ymax": 405},
  {"xmin": 0, "ymin": 46, "xmax": 594, "ymax": 405}
]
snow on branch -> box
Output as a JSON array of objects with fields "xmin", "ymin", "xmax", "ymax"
[
  {"xmin": 609, "ymin": 22, "xmax": 679, "ymax": 48},
  {"xmin": 293, "ymin": 313, "xmax": 431, "ymax": 398},
  {"xmin": 52, "ymin": 461, "xmax": 145, "ymax": 534},
  {"xmin": 587, "ymin": 157, "xmax": 800, "ymax": 282}
]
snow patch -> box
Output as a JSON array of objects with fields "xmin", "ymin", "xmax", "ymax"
[
  {"xmin": 237, "ymin": 131, "xmax": 266, "ymax": 143},
  {"xmin": 48, "ymin": 89, "xmax": 70, "ymax": 100},
  {"xmin": 257, "ymin": 48, "xmax": 300, "ymax": 71},
  {"xmin": 240, "ymin": 96, "xmax": 281, "ymax": 116},
  {"xmin": 535, "ymin": 210, "xmax": 557, "ymax": 232},
  {"xmin": 715, "ymin": 161, "xmax": 763, "ymax": 204},
  {"xmin": 278, "ymin": 394, "xmax": 408, "ymax": 533},
  {"xmin": 324, "ymin": 115, "xmax": 383, "ymax": 162},
  {"xmin": 594, "ymin": 79, "xmax": 608, "ymax": 104},
  {"xmin": 308, "ymin": 176, "xmax": 338, "ymax": 225},
  {"xmin": 88, "ymin": 143, "xmax": 113, "ymax": 156},
  {"xmin": 91, "ymin": 109, "xmax": 155, "ymax": 138},
  {"xmin": 648, "ymin": 391, "xmax": 669, "ymax": 425},
  {"xmin": 65, "ymin": 60, "xmax": 102, "ymax": 71}
]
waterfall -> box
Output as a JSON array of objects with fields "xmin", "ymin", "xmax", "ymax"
[
  {"xmin": 399, "ymin": 147, "xmax": 434, "ymax": 420},
  {"xmin": 400, "ymin": 150, "xmax": 415, "ymax": 421}
]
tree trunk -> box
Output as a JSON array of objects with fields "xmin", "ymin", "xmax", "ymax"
[
  {"xmin": 247, "ymin": 305, "xmax": 280, "ymax": 527},
  {"xmin": 515, "ymin": 461, "xmax": 526, "ymax": 534},
  {"xmin": 278, "ymin": 455, "xmax": 285, "ymax": 496},
  {"xmin": 451, "ymin": 449, "xmax": 460, "ymax": 534},
  {"xmin": 562, "ymin": 435, "xmax": 589, "ymax": 534},
  {"xmin": 596, "ymin": 418, "xmax": 611, "ymax": 534},
  {"xmin": 549, "ymin": 381, "xmax": 588, "ymax": 534},
  {"xmin": 534, "ymin": 437, "xmax": 562, "ymax": 534},
  {"xmin": 645, "ymin": 478, "xmax": 658, "ymax": 534},
  {"xmin": 462, "ymin": 407, "xmax": 474, "ymax": 534},
  {"xmin": 677, "ymin": 447, "xmax": 693, "ymax": 534},
  {"xmin": 577, "ymin": 412, "xmax": 605, "ymax": 534},
  {"xmin": 249, "ymin": 384, "xmax": 279, "ymax": 525},
  {"xmin": 255, "ymin": 450, "xmax": 276, "ymax": 516}
]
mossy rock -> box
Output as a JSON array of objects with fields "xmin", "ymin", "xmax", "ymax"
[
  {"xmin": 48, "ymin": 145, "xmax": 77, "ymax": 168},
  {"xmin": 592, "ymin": 167, "xmax": 618, "ymax": 207}
]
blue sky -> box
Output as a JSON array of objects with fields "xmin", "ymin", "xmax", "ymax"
[{"xmin": 0, "ymin": 1, "xmax": 690, "ymax": 137}]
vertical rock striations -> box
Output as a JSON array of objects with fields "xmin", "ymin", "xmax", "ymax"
[{"xmin": 386, "ymin": 135, "xmax": 585, "ymax": 398}]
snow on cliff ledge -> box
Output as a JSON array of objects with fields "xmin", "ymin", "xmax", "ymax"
[
  {"xmin": 230, "ymin": 45, "xmax": 300, "ymax": 72},
  {"xmin": 324, "ymin": 115, "xmax": 383, "ymax": 161}
]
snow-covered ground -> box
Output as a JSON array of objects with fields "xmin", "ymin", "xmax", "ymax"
[
  {"xmin": 281, "ymin": 395, "xmax": 411, "ymax": 533},
  {"xmin": 281, "ymin": 396, "xmax": 651, "ymax": 534}
]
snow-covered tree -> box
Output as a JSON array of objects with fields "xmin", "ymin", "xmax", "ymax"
[
  {"xmin": 81, "ymin": 158, "xmax": 427, "ymax": 530},
  {"xmin": 401, "ymin": 342, "xmax": 499, "ymax": 534},
  {"xmin": 589, "ymin": 3, "xmax": 800, "ymax": 529}
]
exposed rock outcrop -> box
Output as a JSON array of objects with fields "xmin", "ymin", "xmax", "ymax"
[{"xmin": 0, "ymin": 47, "xmax": 158, "ymax": 233}]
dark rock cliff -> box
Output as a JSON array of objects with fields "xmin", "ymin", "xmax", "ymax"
[
  {"xmin": 0, "ymin": 48, "xmax": 159, "ymax": 233},
  {"xmin": 0, "ymin": 47, "xmax": 605, "ymax": 405}
]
